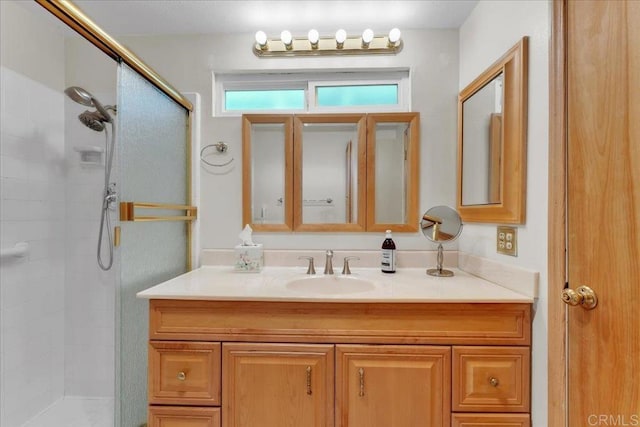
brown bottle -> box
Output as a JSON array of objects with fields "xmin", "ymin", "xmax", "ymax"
[{"xmin": 381, "ymin": 230, "xmax": 396, "ymax": 273}]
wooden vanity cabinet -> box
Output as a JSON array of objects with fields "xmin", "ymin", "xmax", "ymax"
[{"xmin": 147, "ymin": 300, "xmax": 532, "ymax": 426}]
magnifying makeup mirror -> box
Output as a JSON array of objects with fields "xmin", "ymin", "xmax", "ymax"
[{"xmin": 420, "ymin": 205, "xmax": 463, "ymax": 277}]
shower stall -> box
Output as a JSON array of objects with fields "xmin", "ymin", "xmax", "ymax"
[{"xmin": 0, "ymin": 1, "xmax": 195, "ymax": 426}]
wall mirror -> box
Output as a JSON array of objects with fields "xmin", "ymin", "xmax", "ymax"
[
  {"xmin": 457, "ymin": 37, "xmax": 528, "ymax": 224},
  {"xmin": 367, "ymin": 113, "xmax": 420, "ymax": 232},
  {"xmin": 294, "ymin": 115, "xmax": 366, "ymax": 231},
  {"xmin": 243, "ymin": 112, "xmax": 419, "ymax": 232},
  {"xmin": 242, "ymin": 115, "xmax": 293, "ymax": 231}
]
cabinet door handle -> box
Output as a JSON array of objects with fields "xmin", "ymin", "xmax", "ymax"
[
  {"xmin": 306, "ymin": 366, "xmax": 312, "ymax": 395},
  {"xmin": 358, "ymin": 367, "xmax": 365, "ymax": 397},
  {"xmin": 489, "ymin": 376, "xmax": 499, "ymax": 387},
  {"xmin": 177, "ymin": 371, "xmax": 186, "ymax": 381}
]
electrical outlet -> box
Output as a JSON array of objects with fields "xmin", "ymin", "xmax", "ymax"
[{"xmin": 497, "ymin": 226, "xmax": 517, "ymax": 256}]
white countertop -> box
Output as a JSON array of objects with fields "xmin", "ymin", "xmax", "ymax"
[{"xmin": 136, "ymin": 266, "xmax": 533, "ymax": 303}]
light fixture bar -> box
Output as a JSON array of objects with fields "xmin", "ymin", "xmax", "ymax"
[{"xmin": 253, "ymin": 33, "xmax": 403, "ymax": 57}]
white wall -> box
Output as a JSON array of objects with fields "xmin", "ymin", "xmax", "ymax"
[
  {"xmin": 459, "ymin": 1, "xmax": 549, "ymax": 425},
  {"xmin": 0, "ymin": 2, "xmax": 66, "ymax": 424},
  {"xmin": 118, "ymin": 29, "xmax": 459, "ymax": 251}
]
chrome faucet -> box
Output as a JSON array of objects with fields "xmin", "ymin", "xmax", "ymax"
[
  {"xmin": 324, "ymin": 250, "xmax": 334, "ymax": 275},
  {"xmin": 298, "ymin": 256, "xmax": 316, "ymax": 275},
  {"xmin": 342, "ymin": 256, "xmax": 360, "ymax": 275}
]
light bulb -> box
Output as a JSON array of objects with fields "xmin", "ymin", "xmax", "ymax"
[
  {"xmin": 388, "ymin": 28, "xmax": 401, "ymax": 44},
  {"xmin": 255, "ymin": 30, "xmax": 268, "ymax": 48},
  {"xmin": 280, "ymin": 30, "xmax": 293, "ymax": 48},
  {"xmin": 308, "ymin": 29, "xmax": 319, "ymax": 48},
  {"xmin": 335, "ymin": 29, "xmax": 347, "ymax": 48},
  {"xmin": 362, "ymin": 28, "xmax": 374, "ymax": 48}
]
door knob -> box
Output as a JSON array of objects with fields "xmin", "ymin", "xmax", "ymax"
[{"xmin": 561, "ymin": 285, "xmax": 598, "ymax": 310}]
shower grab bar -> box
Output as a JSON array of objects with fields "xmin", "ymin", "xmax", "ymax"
[
  {"xmin": 119, "ymin": 202, "xmax": 197, "ymax": 222},
  {"xmin": 0, "ymin": 242, "xmax": 29, "ymax": 259}
]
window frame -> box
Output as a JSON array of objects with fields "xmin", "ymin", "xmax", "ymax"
[{"xmin": 214, "ymin": 70, "xmax": 411, "ymax": 116}]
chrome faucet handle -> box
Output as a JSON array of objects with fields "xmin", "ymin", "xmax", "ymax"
[
  {"xmin": 342, "ymin": 256, "xmax": 360, "ymax": 275},
  {"xmin": 298, "ymin": 256, "xmax": 316, "ymax": 275},
  {"xmin": 324, "ymin": 250, "xmax": 334, "ymax": 275}
]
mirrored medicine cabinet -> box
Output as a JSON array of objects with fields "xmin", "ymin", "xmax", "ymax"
[
  {"xmin": 242, "ymin": 112, "xmax": 419, "ymax": 232},
  {"xmin": 457, "ymin": 37, "xmax": 528, "ymax": 224}
]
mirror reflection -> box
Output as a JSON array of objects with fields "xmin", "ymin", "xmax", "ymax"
[
  {"xmin": 375, "ymin": 122, "xmax": 410, "ymax": 224},
  {"xmin": 461, "ymin": 72, "xmax": 503, "ymax": 206},
  {"xmin": 301, "ymin": 123, "xmax": 359, "ymax": 224},
  {"xmin": 251, "ymin": 123, "xmax": 287, "ymax": 224},
  {"xmin": 421, "ymin": 206, "xmax": 463, "ymax": 243}
]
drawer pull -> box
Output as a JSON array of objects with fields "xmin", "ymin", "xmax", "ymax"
[
  {"xmin": 489, "ymin": 376, "xmax": 499, "ymax": 387},
  {"xmin": 306, "ymin": 366, "xmax": 312, "ymax": 395},
  {"xmin": 358, "ymin": 367, "xmax": 365, "ymax": 397},
  {"xmin": 177, "ymin": 371, "xmax": 187, "ymax": 381}
]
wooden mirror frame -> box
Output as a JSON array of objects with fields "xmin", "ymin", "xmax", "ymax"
[
  {"xmin": 366, "ymin": 112, "xmax": 420, "ymax": 232},
  {"xmin": 242, "ymin": 114, "xmax": 293, "ymax": 231},
  {"xmin": 243, "ymin": 112, "xmax": 420, "ymax": 233},
  {"xmin": 457, "ymin": 37, "xmax": 528, "ymax": 224},
  {"xmin": 293, "ymin": 114, "xmax": 367, "ymax": 232}
]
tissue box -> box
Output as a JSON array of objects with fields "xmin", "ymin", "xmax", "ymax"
[{"xmin": 234, "ymin": 244, "xmax": 264, "ymax": 272}]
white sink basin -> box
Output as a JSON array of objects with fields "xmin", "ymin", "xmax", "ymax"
[{"xmin": 285, "ymin": 276, "xmax": 376, "ymax": 294}]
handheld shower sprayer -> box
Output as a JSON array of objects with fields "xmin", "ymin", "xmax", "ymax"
[
  {"xmin": 65, "ymin": 86, "xmax": 113, "ymax": 123},
  {"xmin": 65, "ymin": 86, "xmax": 117, "ymax": 271}
]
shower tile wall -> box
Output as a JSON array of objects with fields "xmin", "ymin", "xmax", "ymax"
[
  {"xmin": 0, "ymin": 66, "xmax": 66, "ymax": 426},
  {"xmin": 2, "ymin": 2, "xmax": 117, "ymax": 424},
  {"xmin": 64, "ymin": 93, "xmax": 116, "ymax": 397}
]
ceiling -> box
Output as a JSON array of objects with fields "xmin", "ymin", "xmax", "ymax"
[{"xmin": 70, "ymin": 0, "xmax": 478, "ymax": 37}]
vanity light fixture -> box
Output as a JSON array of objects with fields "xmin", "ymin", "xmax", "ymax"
[
  {"xmin": 335, "ymin": 29, "xmax": 347, "ymax": 49},
  {"xmin": 255, "ymin": 30, "xmax": 268, "ymax": 50},
  {"xmin": 361, "ymin": 28, "xmax": 374, "ymax": 48},
  {"xmin": 308, "ymin": 29, "xmax": 319, "ymax": 49},
  {"xmin": 388, "ymin": 28, "xmax": 401, "ymax": 47},
  {"xmin": 252, "ymin": 28, "xmax": 403, "ymax": 57},
  {"xmin": 280, "ymin": 30, "xmax": 293, "ymax": 50}
]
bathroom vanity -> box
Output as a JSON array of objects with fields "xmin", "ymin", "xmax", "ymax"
[{"xmin": 139, "ymin": 267, "xmax": 532, "ymax": 427}]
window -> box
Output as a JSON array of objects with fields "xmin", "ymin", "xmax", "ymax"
[
  {"xmin": 225, "ymin": 89, "xmax": 305, "ymax": 111},
  {"xmin": 214, "ymin": 70, "xmax": 410, "ymax": 116},
  {"xmin": 314, "ymin": 84, "xmax": 398, "ymax": 107}
]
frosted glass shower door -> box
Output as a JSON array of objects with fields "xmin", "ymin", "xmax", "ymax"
[{"xmin": 116, "ymin": 64, "xmax": 192, "ymax": 427}]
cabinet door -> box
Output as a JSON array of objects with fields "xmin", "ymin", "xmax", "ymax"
[
  {"xmin": 336, "ymin": 345, "xmax": 451, "ymax": 427},
  {"xmin": 452, "ymin": 413, "xmax": 529, "ymax": 427},
  {"xmin": 148, "ymin": 406, "xmax": 220, "ymax": 427},
  {"xmin": 222, "ymin": 343, "xmax": 334, "ymax": 427}
]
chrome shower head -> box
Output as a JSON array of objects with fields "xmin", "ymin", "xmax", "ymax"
[
  {"xmin": 65, "ymin": 86, "xmax": 112, "ymax": 123},
  {"xmin": 79, "ymin": 110, "xmax": 106, "ymax": 132},
  {"xmin": 65, "ymin": 86, "xmax": 94, "ymax": 106}
]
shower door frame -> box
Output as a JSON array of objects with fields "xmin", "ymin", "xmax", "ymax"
[
  {"xmin": 34, "ymin": 1, "xmax": 198, "ymax": 425},
  {"xmin": 35, "ymin": 0, "xmax": 197, "ymax": 270},
  {"xmin": 35, "ymin": 0, "xmax": 196, "ymax": 271}
]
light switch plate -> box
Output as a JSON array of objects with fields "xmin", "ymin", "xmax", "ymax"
[{"xmin": 497, "ymin": 226, "xmax": 517, "ymax": 256}]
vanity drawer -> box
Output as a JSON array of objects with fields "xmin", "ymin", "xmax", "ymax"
[
  {"xmin": 452, "ymin": 346, "xmax": 530, "ymax": 412},
  {"xmin": 149, "ymin": 341, "xmax": 221, "ymax": 406},
  {"xmin": 452, "ymin": 413, "xmax": 530, "ymax": 427},
  {"xmin": 148, "ymin": 406, "xmax": 221, "ymax": 427}
]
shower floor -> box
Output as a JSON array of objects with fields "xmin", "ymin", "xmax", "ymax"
[{"xmin": 22, "ymin": 397, "xmax": 114, "ymax": 427}]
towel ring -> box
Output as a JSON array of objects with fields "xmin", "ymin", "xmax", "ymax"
[{"xmin": 200, "ymin": 142, "xmax": 234, "ymax": 167}]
